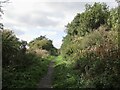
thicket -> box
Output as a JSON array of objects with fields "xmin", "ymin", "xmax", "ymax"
[
  {"xmin": 59, "ymin": 2, "xmax": 120, "ymax": 88},
  {"xmin": 2, "ymin": 29, "xmax": 55, "ymax": 88}
]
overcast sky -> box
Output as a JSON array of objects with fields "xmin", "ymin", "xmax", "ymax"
[{"xmin": 1, "ymin": 0, "xmax": 118, "ymax": 48}]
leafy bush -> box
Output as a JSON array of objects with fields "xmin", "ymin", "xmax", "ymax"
[
  {"xmin": 60, "ymin": 2, "xmax": 120, "ymax": 88},
  {"xmin": 2, "ymin": 29, "xmax": 21, "ymax": 67},
  {"xmin": 2, "ymin": 52, "xmax": 51, "ymax": 88},
  {"xmin": 2, "ymin": 29, "xmax": 54, "ymax": 88}
]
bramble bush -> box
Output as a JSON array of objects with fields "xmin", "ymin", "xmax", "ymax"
[{"xmin": 60, "ymin": 2, "xmax": 120, "ymax": 88}]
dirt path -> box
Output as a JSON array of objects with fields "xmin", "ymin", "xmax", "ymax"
[{"xmin": 38, "ymin": 60, "xmax": 55, "ymax": 88}]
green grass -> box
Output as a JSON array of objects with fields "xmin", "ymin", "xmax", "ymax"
[
  {"xmin": 54, "ymin": 55, "xmax": 65, "ymax": 65},
  {"xmin": 2, "ymin": 54, "xmax": 53, "ymax": 88},
  {"xmin": 52, "ymin": 55, "xmax": 79, "ymax": 88}
]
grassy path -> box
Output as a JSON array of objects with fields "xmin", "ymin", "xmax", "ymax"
[{"xmin": 38, "ymin": 60, "xmax": 55, "ymax": 88}]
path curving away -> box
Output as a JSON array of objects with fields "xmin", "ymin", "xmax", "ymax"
[{"xmin": 37, "ymin": 60, "xmax": 55, "ymax": 88}]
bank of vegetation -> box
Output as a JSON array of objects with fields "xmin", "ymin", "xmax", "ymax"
[
  {"xmin": 53, "ymin": 2, "xmax": 120, "ymax": 88},
  {"xmin": 2, "ymin": 29, "xmax": 57, "ymax": 88},
  {"xmin": 1, "ymin": 1, "xmax": 120, "ymax": 88}
]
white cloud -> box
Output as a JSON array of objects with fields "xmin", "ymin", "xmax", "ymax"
[
  {"xmin": 53, "ymin": 40, "xmax": 63, "ymax": 49},
  {"xmin": 8, "ymin": 0, "xmax": 117, "ymax": 2},
  {"xmin": 39, "ymin": 31, "xmax": 57, "ymax": 36}
]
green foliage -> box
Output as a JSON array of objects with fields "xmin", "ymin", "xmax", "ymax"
[
  {"xmin": 61, "ymin": 27, "xmax": 119, "ymax": 88},
  {"xmin": 65, "ymin": 3, "xmax": 109, "ymax": 37},
  {"xmin": 29, "ymin": 36, "xmax": 58, "ymax": 56},
  {"xmin": 53, "ymin": 56, "xmax": 78, "ymax": 88},
  {"xmin": 2, "ymin": 29, "xmax": 21, "ymax": 66},
  {"xmin": 2, "ymin": 29, "xmax": 55, "ymax": 88},
  {"xmin": 2, "ymin": 53, "xmax": 51, "ymax": 88},
  {"xmin": 107, "ymin": 7, "xmax": 119, "ymax": 31},
  {"xmin": 60, "ymin": 2, "xmax": 120, "ymax": 88}
]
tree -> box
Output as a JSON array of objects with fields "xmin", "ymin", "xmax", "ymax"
[
  {"xmin": 0, "ymin": 0, "xmax": 9, "ymax": 29},
  {"xmin": 2, "ymin": 29, "xmax": 21, "ymax": 66},
  {"xmin": 29, "ymin": 36, "xmax": 58, "ymax": 56},
  {"xmin": 20, "ymin": 40, "xmax": 27, "ymax": 54},
  {"xmin": 65, "ymin": 3, "xmax": 109, "ymax": 37}
]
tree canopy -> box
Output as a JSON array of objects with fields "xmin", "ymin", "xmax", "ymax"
[{"xmin": 29, "ymin": 36, "xmax": 58, "ymax": 56}]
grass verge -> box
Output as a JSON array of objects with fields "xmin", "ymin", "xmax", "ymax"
[{"xmin": 52, "ymin": 55, "xmax": 80, "ymax": 88}]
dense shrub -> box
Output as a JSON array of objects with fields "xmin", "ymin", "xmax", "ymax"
[
  {"xmin": 2, "ymin": 52, "xmax": 51, "ymax": 88},
  {"xmin": 2, "ymin": 29, "xmax": 21, "ymax": 67},
  {"xmin": 60, "ymin": 2, "xmax": 120, "ymax": 88},
  {"xmin": 2, "ymin": 29, "xmax": 55, "ymax": 88}
]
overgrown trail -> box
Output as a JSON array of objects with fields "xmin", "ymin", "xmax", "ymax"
[{"xmin": 38, "ymin": 60, "xmax": 55, "ymax": 88}]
